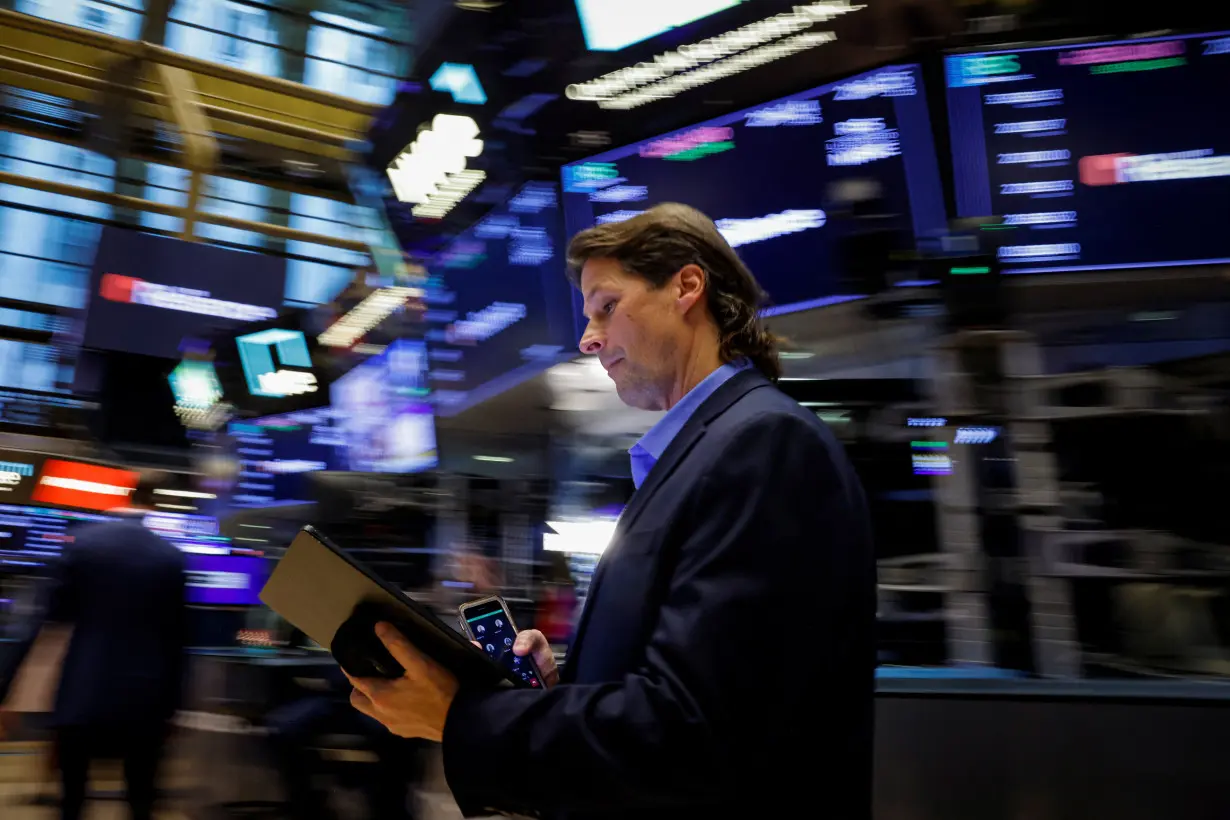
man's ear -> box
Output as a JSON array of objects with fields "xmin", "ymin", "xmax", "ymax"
[{"xmin": 675, "ymin": 264, "xmax": 706, "ymax": 314}]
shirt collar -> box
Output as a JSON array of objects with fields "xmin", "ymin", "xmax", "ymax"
[{"xmin": 628, "ymin": 359, "xmax": 751, "ymax": 489}]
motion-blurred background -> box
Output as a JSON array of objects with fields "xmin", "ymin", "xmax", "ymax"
[{"xmin": 1, "ymin": 0, "xmax": 1229, "ymax": 818}]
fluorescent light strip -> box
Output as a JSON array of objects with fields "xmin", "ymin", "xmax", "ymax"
[
  {"xmin": 154, "ymin": 489, "xmax": 217, "ymax": 499},
  {"xmin": 318, "ymin": 286, "xmax": 421, "ymax": 349},
  {"xmin": 155, "ymin": 503, "xmax": 197, "ymax": 511},
  {"xmin": 412, "ymin": 170, "xmax": 486, "ymax": 219},
  {"xmin": 603, "ymin": 31, "xmax": 838, "ymax": 109}
]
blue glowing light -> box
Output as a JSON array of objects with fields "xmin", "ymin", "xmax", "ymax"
[{"xmin": 429, "ymin": 62, "xmax": 487, "ymax": 105}]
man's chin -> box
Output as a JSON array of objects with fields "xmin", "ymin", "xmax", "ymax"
[{"xmin": 614, "ymin": 383, "xmax": 658, "ymax": 412}]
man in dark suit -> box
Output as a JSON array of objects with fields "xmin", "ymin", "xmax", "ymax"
[
  {"xmin": 346, "ymin": 203, "xmax": 877, "ymax": 818},
  {"xmin": 0, "ymin": 473, "xmax": 188, "ymax": 820}
]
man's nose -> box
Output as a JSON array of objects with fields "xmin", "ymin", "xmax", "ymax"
[{"xmin": 578, "ymin": 324, "xmax": 604, "ymax": 355}]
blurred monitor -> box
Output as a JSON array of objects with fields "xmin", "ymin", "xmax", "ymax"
[
  {"xmin": 0, "ymin": 503, "xmax": 115, "ymax": 570},
  {"xmin": 184, "ymin": 553, "xmax": 270, "ymax": 607},
  {"xmin": 331, "ymin": 340, "xmax": 438, "ymax": 473},
  {"xmin": 427, "ymin": 181, "xmax": 576, "ymax": 415},
  {"xmin": 228, "ymin": 410, "xmax": 344, "ymax": 507},
  {"xmin": 945, "ymin": 31, "xmax": 1230, "ymax": 273},
  {"xmin": 83, "ymin": 227, "xmax": 285, "ymax": 358},
  {"xmin": 210, "ymin": 311, "xmax": 336, "ymax": 417},
  {"xmin": 561, "ymin": 63, "xmax": 947, "ymax": 322},
  {"xmin": 29, "ymin": 458, "xmax": 139, "ymax": 512},
  {"xmin": 141, "ymin": 510, "xmax": 232, "ymax": 554}
]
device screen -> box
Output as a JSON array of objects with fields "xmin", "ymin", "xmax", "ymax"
[{"xmin": 461, "ymin": 598, "xmax": 543, "ymax": 688}]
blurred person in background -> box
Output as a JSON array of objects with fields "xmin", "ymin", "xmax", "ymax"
[
  {"xmin": 0, "ymin": 472, "xmax": 187, "ymax": 820},
  {"xmin": 536, "ymin": 553, "xmax": 577, "ymax": 649},
  {"xmin": 343, "ymin": 203, "xmax": 877, "ymax": 819}
]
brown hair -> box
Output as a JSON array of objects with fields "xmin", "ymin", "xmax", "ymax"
[{"xmin": 566, "ymin": 203, "xmax": 782, "ymax": 381}]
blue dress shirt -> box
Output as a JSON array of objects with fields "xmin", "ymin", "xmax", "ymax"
[{"xmin": 628, "ymin": 360, "xmax": 752, "ymax": 489}]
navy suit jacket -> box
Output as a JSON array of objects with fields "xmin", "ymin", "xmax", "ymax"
[
  {"xmin": 0, "ymin": 517, "xmax": 188, "ymax": 728},
  {"xmin": 442, "ymin": 370, "xmax": 877, "ymax": 819}
]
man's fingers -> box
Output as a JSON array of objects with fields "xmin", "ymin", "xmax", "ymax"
[
  {"xmin": 350, "ymin": 686, "xmax": 377, "ymax": 719},
  {"xmin": 513, "ymin": 628, "xmax": 546, "ymax": 656},
  {"xmin": 344, "ymin": 670, "xmax": 389, "ymax": 702},
  {"xmin": 374, "ymin": 622, "xmax": 421, "ymax": 672}
]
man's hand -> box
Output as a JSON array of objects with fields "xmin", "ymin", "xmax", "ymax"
[
  {"xmin": 346, "ymin": 622, "xmax": 459, "ymax": 742},
  {"xmin": 470, "ymin": 628, "xmax": 560, "ymax": 687},
  {"xmin": 512, "ymin": 629, "xmax": 560, "ymax": 688}
]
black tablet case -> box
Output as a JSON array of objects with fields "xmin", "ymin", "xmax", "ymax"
[{"xmin": 261, "ymin": 525, "xmax": 518, "ymax": 687}]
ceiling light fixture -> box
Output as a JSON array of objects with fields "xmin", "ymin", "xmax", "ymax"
[
  {"xmin": 566, "ymin": 1, "xmax": 863, "ymax": 108},
  {"xmin": 318, "ymin": 286, "xmax": 422, "ymax": 349},
  {"xmin": 154, "ymin": 489, "xmax": 217, "ymax": 499},
  {"xmin": 386, "ymin": 114, "xmax": 485, "ymax": 219}
]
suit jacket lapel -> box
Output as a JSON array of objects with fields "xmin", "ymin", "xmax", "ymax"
[{"xmin": 562, "ymin": 369, "xmax": 772, "ymax": 679}]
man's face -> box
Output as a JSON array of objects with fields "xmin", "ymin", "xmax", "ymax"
[{"xmin": 577, "ymin": 258, "xmax": 684, "ymax": 411}]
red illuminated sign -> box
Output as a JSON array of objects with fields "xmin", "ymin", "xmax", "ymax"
[
  {"xmin": 100, "ymin": 273, "xmax": 138, "ymax": 303},
  {"xmin": 31, "ymin": 459, "xmax": 138, "ymax": 512}
]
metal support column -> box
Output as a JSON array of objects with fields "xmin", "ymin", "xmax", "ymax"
[
  {"xmin": 928, "ymin": 334, "xmax": 996, "ymax": 666},
  {"xmin": 153, "ymin": 62, "xmax": 218, "ymax": 241},
  {"xmin": 999, "ymin": 333, "xmax": 1084, "ymax": 677}
]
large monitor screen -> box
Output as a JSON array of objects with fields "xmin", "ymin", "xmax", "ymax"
[
  {"xmin": 29, "ymin": 459, "xmax": 139, "ymax": 512},
  {"xmin": 184, "ymin": 553, "xmax": 270, "ymax": 606},
  {"xmin": 0, "ymin": 503, "xmax": 115, "ymax": 569},
  {"xmin": 561, "ymin": 63, "xmax": 947, "ymax": 318},
  {"xmin": 331, "ymin": 340, "xmax": 438, "ymax": 473},
  {"xmin": 427, "ymin": 182, "xmax": 577, "ymax": 413},
  {"xmin": 228, "ymin": 410, "xmax": 345, "ymax": 507},
  {"xmin": 945, "ymin": 31, "xmax": 1230, "ymax": 273},
  {"xmin": 84, "ymin": 228, "xmax": 286, "ymax": 358}
]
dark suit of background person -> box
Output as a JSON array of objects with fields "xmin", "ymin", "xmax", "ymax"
[
  {"xmin": 437, "ymin": 204, "xmax": 878, "ymax": 820},
  {"xmin": 0, "ymin": 481, "xmax": 188, "ymax": 820}
]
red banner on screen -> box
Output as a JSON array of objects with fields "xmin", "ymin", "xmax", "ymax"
[{"xmin": 31, "ymin": 459, "xmax": 138, "ymax": 511}]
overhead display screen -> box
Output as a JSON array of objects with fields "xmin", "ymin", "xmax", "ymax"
[
  {"xmin": 228, "ymin": 411, "xmax": 345, "ymax": 507},
  {"xmin": 0, "ymin": 451, "xmax": 41, "ymax": 506},
  {"xmin": 331, "ymin": 339, "xmax": 438, "ymax": 474},
  {"xmin": 184, "ymin": 554, "xmax": 270, "ymax": 606},
  {"xmin": 560, "ymin": 63, "xmax": 947, "ymax": 317},
  {"xmin": 83, "ymin": 228, "xmax": 286, "ymax": 359},
  {"xmin": 945, "ymin": 31, "xmax": 1230, "ymax": 273},
  {"xmin": 210, "ymin": 311, "xmax": 339, "ymax": 417},
  {"xmin": 29, "ymin": 459, "xmax": 138, "ymax": 512},
  {"xmin": 427, "ymin": 182, "xmax": 577, "ymax": 413}
]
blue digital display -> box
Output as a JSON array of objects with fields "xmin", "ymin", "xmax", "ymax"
[
  {"xmin": 945, "ymin": 31, "xmax": 1230, "ymax": 273},
  {"xmin": 236, "ymin": 329, "xmax": 316, "ymax": 398},
  {"xmin": 426, "ymin": 182, "xmax": 577, "ymax": 414},
  {"xmin": 331, "ymin": 340, "xmax": 438, "ymax": 474},
  {"xmin": 560, "ymin": 64, "xmax": 948, "ymax": 322},
  {"xmin": 229, "ymin": 411, "xmax": 345, "ymax": 506}
]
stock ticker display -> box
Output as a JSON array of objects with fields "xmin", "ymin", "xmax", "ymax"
[
  {"xmin": 228, "ymin": 410, "xmax": 346, "ymax": 506},
  {"xmin": 83, "ymin": 228, "xmax": 287, "ymax": 359},
  {"xmin": 946, "ymin": 31, "xmax": 1230, "ymax": 273},
  {"xmin": 561, "ymin": 64, "xmax": 948, "ymax": 318},
  {"xmin": 426, "ymin": 182, "xmax": 577, "ymax": 413}
]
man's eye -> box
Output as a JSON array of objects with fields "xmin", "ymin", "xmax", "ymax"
[{"xmin": 603, "ymin": 301, "xmax": 616, "ymax": 315}]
